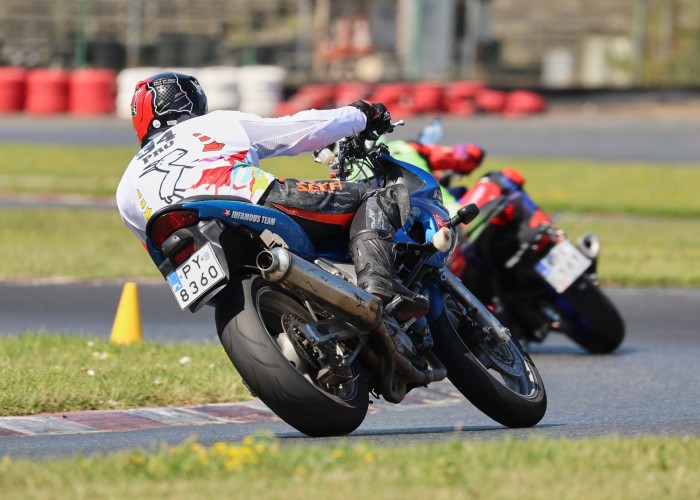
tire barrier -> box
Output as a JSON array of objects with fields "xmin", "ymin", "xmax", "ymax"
[
  {"xmin": 4, "ymin": 64, "xmax": 548, "ymax": 119},
  {"xmin": 443, "ymin": 81, "xmax": 485, "ymax": 115},
  {"xmin": 277, "ymin": 80, "xmax": 547, "ymax": 118},
  {"xmin": 474, "ymin": 88, "xmax": 508, "ymax": 114},
  {"xmin": 237, "ymin": 65, "xmax": 286, "ymax": 117},
  {"xmin": 69, "ymin": 69, "xmax": 116, "ymax": 116},
  {"xmin": 0, "ymin": 66, "xmax": 27, "ymax": 113},
  {"xmin": 115, "ymin": 66, "xmax": 263, "ymax": 118},
  {"xmin": 333, "ymin": 81, "xmax": 372, "ymax": 107},
  {"xmin": 503, "ymin": 90, "xmax": 547, "ymax": 117},
  {"xmin": 368, "ymin": 82, "xmax": 417, "ymax": 117},
  {"xmin": 25, "ymin": 68, "xmax": 70, "ymax": 115},
  {"xmin": 412, "ymin": 82, "xmax": 444, "ymax": 114},
  {"xmin": 275, "ymin": 83, "xmax": 336, "ymax": 117},
  {"xmin": 197, "ymin": 66, "xmax": 240, "ymax": 112}
]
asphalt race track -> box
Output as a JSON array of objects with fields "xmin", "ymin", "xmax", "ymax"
[
  {"xmin": 1, "ymin": 111, "xmax": 699, "ymax": 458},
  {"xmin": 2, "ymin": 112, "xmax": 700, "ymax": 163},
  {"xmin": 0, "ymin": 284, "xmax": 698, "ymax": 459}
]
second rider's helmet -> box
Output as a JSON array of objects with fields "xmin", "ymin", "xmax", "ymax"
[{"xmin": 131, "ymin": 72, "xmax": 208, "ymax": 146}]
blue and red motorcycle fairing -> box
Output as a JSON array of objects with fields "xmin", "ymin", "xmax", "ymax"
[{"xmin": 143, "ymin": 127, "xmax": 546, "ymax": 437}]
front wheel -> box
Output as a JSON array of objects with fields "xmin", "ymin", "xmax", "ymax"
[
  {"xmin": 558, "ymin": 275, "xmax": 625, "ymax": 353},
  {"xmin": 215, "ymin": 275, "xmax": 369, "ymax": 437},
  {"xmin": 430, "ymin": 298, "xmax": 547, "ymax": 428}
]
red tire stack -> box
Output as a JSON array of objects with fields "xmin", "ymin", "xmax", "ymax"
[
  {"xmin": 474, "ymin": 88, "xmax": 508, "ymax": 114},
  {"xmin": 0, "ymin": 67, "xmax": 27, "ymax": 113},
  {"xmin": 442, "ymin": 81, "xmax": 484, "ymax": 115},
  {"xmin": 503, "ymin": 90, "xmax": 547, "ymax": 117},
  {"xmin": 275, "ymin": 83, "xmax": 336, "ymax": 116},
  {"xmin": 368, "ymin": 82, "xmax": 416, "ymax": 116},
  {"xmin": 69, "ymin": 69, "xmax": 117, "ymax": 116},
  {"xmin": 412, "ymin": 82, "xmax": 444, "ymax": 114},
  {"xmin": 25, "ymin": 68, "xmax": 70, "ymax": 115},
  {"xmin": 334, "ymin": 81, "xmax": 372, "ymax": 107}
]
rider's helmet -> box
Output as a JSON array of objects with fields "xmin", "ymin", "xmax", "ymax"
[{"xmin": 131, "ymin": 72, "xmax": 208, "ymax": 146}]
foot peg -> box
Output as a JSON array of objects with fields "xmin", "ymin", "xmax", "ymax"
[{"xmin": 383, "ymin": 294, "xmax": 428, "ymax": 322}]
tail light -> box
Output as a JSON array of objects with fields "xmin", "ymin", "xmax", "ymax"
[
  {"xmin": 149, "ymin": 210, "xmax": 199, "ymax": 249},
  {"xmin": 171, "ymin": 242, "xmax": 197, "ymax": 266}
]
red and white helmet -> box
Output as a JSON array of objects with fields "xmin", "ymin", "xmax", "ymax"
[{"xmin": 130, "ymin": 71, "xmax": 208, "ymax": 146}]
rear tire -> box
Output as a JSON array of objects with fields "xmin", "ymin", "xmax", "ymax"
[
  {"xmin": 431, "ymin": 299, "xmax": 547, "ymax": 428},
  {"xmin": 215, "ymin": 276, "xmax": 369, "ymax": 437}
]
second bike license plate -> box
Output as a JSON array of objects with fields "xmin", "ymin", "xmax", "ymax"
[
  {"xmin": 535, "ymin": 240, "xmax": 591, "ymax": 293},
  {"xmin": 167, "ymin": 243, "xmax": 225, "ymax": 309}
]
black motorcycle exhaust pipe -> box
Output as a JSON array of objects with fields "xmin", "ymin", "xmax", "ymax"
[{"xmin": 257, "ymin": 247, "xmax": 382, "ymax": 330}]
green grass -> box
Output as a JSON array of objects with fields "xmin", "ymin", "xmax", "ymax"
[
  {"xmin": 481, "ymin": 157, "xmax": 700, "ymax": 218},
  {"xmin": 1, "ymin": 144, "xmax": 699, "ymax": 217},
  {"xmin": 1, "ymin": 144, "xmax": 698, "ymax": 285},
  {"xmin": 267, "ymin": 154, "xmax": 700, "ymax": 218},
  {"xmin": 0, "ymin": 208, "xmax": 159, "ymax": 279},
  {"xmin": 1, "ymin": 434, "xmax": 698, "ymax": 499},
  {"xmin": 2, "ymin": 208, "xmax": 700, "ymax": 285},
  {"xmin": 0, "ymin": 334, "xmax": 249, "ymax": 416},
  {"xmin": 0, "ymin": 145, "xmax": 133, "ymax": 196},
  {"xmin": 558, "ymin": 213, "xmax": 700, "ymax": 286}
]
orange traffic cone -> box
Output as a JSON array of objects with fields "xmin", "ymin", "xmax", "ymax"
[{"xmin": 110, "ymin": 282, "xmax": 143, "ymax": 345}]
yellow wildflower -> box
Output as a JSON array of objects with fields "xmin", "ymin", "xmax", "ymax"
[{"xmin": 212, "ymin": 442, "xmax": 229, "ymax": 455}]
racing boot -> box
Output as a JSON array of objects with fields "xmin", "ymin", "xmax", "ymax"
[{"xmin": 350, "ymin": 229, "xmax": 429, "ymax": 322}]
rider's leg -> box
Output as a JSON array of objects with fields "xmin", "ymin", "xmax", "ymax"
[
  {"xmin": 262, "ymin": 178, "xmax": 363, "ymax": 241},
  {"xmin": 349, "ymin": 184, "xmax": 429, "ymax": 321},
  {"xmin": 262, "ymin": 179, "xmax": 428, "ymax": 321}
]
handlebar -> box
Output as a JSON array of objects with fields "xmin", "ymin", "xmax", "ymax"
[{"xmin": 314, "ymin": 120, "xmax": 405, "ymax": 182}]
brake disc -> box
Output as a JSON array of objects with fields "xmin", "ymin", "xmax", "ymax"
[{"xmin": 480, "ymin": 341, "xmax": 524, "ymax": 377}]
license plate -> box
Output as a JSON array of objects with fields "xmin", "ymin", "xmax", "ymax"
[
  {"xmin": 167, "ymin": 243, "xmax": 225, "ymax": 309},
  {"xmin": 535, "ymin": 239, "xmax": 591, "ymax": 293}
]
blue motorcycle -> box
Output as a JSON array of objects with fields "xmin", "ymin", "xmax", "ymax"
[{"xmin": 144, "ymin": 124, "xmax": 547, "ymax": 437}]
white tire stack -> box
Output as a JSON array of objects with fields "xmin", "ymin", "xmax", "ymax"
[
  {"xmin": 116, "ymin": 65, "xmax": 285, "ymax": 118},
  {"xmin": 196, "ymin": 66, "xmax": 240, "ymax": 111},
  {"xmin": 236, "ymin": 65, "xmax": 287, "ymax": 117}
]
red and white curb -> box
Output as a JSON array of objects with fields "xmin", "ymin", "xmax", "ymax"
[{"xmin": 0, "ymin": 382, "xmax": 463, "ymax": 437}]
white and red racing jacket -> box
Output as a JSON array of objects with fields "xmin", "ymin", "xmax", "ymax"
[{"xmin": 116, "ymin": 107, "xmax": 366, "ymax": 243}]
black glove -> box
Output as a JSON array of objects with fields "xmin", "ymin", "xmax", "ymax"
[{"xmin": 349, "ymin": 100, "xmax": 392, "ymax": 140}]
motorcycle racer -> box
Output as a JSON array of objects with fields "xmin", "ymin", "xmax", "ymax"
[{"xmin": 117, "ymin": 71, "xmax": 428, "ymax": 320}]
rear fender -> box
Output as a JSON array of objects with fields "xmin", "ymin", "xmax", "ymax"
[{"xmin": 146, "ymin": 198, "xmax": 318, "ymax": 313}]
